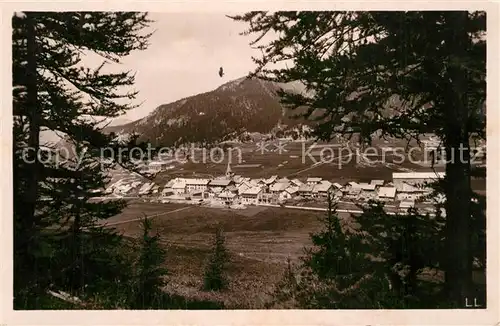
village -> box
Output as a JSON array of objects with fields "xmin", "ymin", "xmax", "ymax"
[{"xmin": 103, "ymin": 160, "xmax": 447, "ymax": 215}]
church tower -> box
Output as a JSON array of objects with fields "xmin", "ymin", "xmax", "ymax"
[{"xmin": 225, "ymin": 160, "xmax": 234, "ymax": 179}]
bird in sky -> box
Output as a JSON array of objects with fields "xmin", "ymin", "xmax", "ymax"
[{"xmin": 219, "ymin": 67, "xmax": 224, "ymax": 78}]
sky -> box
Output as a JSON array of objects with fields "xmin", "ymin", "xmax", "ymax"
[{"xmin": 113, "ymin": 12, "xmax": 261, "ymax": 122}]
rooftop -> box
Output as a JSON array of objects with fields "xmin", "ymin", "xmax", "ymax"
[
  {"xmin": 378, "ymin": 187, "xmax": 397, "ymax": 198},
  {"xmin": 359, "ymin": 183, "xmax": 376, "ymax": 191},
  {"xmin": 184, "ymin": 178, "xmax": 210, "ymax": 185},
  {"xmin": 313, "ymin": 181, "xmax": 333, "ymax": 193},
  {"xmin": 264, "ymin": 175, "xmax": 279, "ymax": 184},
  {"xmin": 241, "ymin": 187, "xmax": 262, "ymax": 195},
  {"xmin": 209, "ymin": 179, "xmax": 232, "ymax": 187},
  {"xmin": 298, "ymin": 184, "xmax": 315, "ymax": 192}
]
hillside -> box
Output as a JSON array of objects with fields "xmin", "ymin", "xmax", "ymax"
[{"xmin": 105, "ymin": 77, "xmax": 314, "ymax": 147}]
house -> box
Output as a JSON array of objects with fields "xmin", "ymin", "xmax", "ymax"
[
  {"xmin": 298, "ymin": 184, "xmax": 315, "ymax": 197},
  {"xmin": 392, "ymin": 172, "xmax": 445, "ymax": 191},
  {"xmin": 249, "ymin": 179, "xmax": 269, "ymax": 193},
  {"xmin": 332, "ymin": 182, "xmax": 343, "ymax": 190},
  {"xmin": 370, "ymin": 179, "xmax": 385, "ymax": 186},
  {"xmin": 359, "ymin": 183, "xmax": 376, "ymax": 191},
  {"xmin": 269, "ymin": 181, "xmax": 291, "ymax": 194},
  {"xmin": 342, "ymin": 181, "xmax": 360, "ymax": 195},
  {"xmin": 238, "ymin": 177, "xmax": 251, "ymax": 184},
  {"xmin": 290, "ymin": 178, "xmax": 303, "ymax": 187},
  {"xmin": 191, "ymin": 191, "xmax": 204, "ymax": 201},
  {"xmin": 260, "ymin": 192, "xmax": 274, "ymax": 204},
  {"xmin": 218, "ymin": 190, "xmax": 237, "ymax": 205},
  {"xmin": 278, "ymin": 188, "xmax": 295, "ymax": 202},
  {"xmin": 184, "ymin": 178, "xmax": 209, "ymax": 193},
  {"xmin": 312, "ymin": 181, "xmax": 333, "ymax": 198},
  {"xmin": 233, "ymin": 175, "xmax": 244, "ymax": 183},
  {"xmin": 237, "ymin": 182, "xmax": 251, "ymax": 195},
  {"xmin": 264, "ymin": 175, "xmax": 279, "ymax": 185},
  {"xmin": 306, "ymin": 177, "xmax": 323, "ymax": 185},
  {"xmin": 164, "ymin": 179, "xmax": 175, "ymax": 188},
  {"xmin": 147, "ymin": 161, "xmax": 168, "ymax": 173},
  {"xmin": 208, "ymin": 178, "xmax": 234, "ymax": 192},
  {"xmin": 207, "ymin": 187, "xmax": 223, "ymax": 199},
  {"xmin": 284, "ymin": 185, "xmax": 299, "ymax": 197},
  {"xmin": 240, "ymin": 186, "xmax": 263, "ymax": 205},
  {"xmin": 377, "ymin": 187, "xmax": 397, "ymax": 201},
  {"xmin": 162, "ymin": 187, "xmax": 174, "ymax": 197},
  {"xmin": 138, "ymin": 182, "xmax": 155, "ymax": 196},
  {"xmin": 171, "ymin": 179, "xmax": 186, "ymax": 195},
  {"xmin": 277, "ymin": 177, "xmax": 290, "ymax": 183},
  {"xmin": 345, "ymin": 187, "xmax": 362, "ymax": 200},
  {"xmin": 358, "ymin": 183, "xmax": 377, "ymax": 200},
  {"xmin": 396, "ymin": 183, "xmax": 428, "ymax": 201}
]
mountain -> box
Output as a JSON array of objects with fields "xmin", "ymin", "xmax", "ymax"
[{"xmin": 104, "ymin": 77, "xmax": 314, "ymax": 147}]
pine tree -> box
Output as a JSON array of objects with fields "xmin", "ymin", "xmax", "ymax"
[
  {"xmin": 230, "ymin": 11, "xmax": 486, "ymax": 305},
  {"xmin": 12, "ymin": 11, "xmax": 154, "ymax": 307},
  {"xmin": 203, "ymin": 226, "xmax": 230, "ymax": 291},
  {"xmin": 294, "ymin": 195, "xmax": 377, "ymax": 308},
  {"xmin": 354, "ymin": 200, "xmax": 445, "ymax": 307},
  {"xmin": 131, "ymin": 216, "xmax": 168, "ymax": 309}
]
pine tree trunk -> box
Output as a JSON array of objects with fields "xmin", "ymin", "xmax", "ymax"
[
  {"xmin": 443, "ymin": 11, "xmax": 473, "ymax": 307},
  {"xmin": 25, "ymin": 12, "xmax": 40, "ymax": 230}
]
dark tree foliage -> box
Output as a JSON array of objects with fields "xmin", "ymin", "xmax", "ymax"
[
  {"xmin": 271, "ymin": 196, "xmax": 398, "ymax": 309},
  {"xmin": 203, "ymin": 226, "xmax": 230, "ymax": 291},
  {"xmin": 270, "ymin": 194, "xmax": 482, "ymax": 309},
  {"xmin": 230, "ymin": 11, "xmax": 486, "ymax": 306},
  {"xmin": 355, "ymin": 201, "xmax": 445, "ymax": 307},
  {"xmin": 130, "ymin": 217, "xmax": 169, "ymax": 309},
  {"xmin": 302, "ymin": 197, "xmax": 368, "ymax": 284},
  {"xmin": 12, "ymin": 11, "xmax": 157, "ymax": 307}
]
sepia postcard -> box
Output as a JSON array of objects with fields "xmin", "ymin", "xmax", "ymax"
[{"xmin": 1, "ymin": 1, "xmax": 499, "ymax": 325}]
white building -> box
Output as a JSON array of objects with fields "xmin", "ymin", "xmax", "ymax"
[
  {"xmin": 184, "ymin": 178, "xmax": 209, "ymax": 193},
  {"xmin": 290, "ymin": 179, "xmax": 303, "ymax": 187},
  {"xmin": 208, "ymin": 179, "xmax": 234, "ymax": 192},
  {"xmin": 218, "ymin": 190, "xmax": 237, "ymax": 205},
  {"xmin": 240, "ymin": 186, "xmax": 263, "ymax": 205},
  {"xmin": 277, "ymin": 177, "xmax": 290, "ymax": 183},
  {"xmin": 358, "ymin": 183, "xmax": 377, "ymax": 200},
  {"xmin": 162, "ymin": 187, "xmax": 175, "ymax": 197},
  {"xmin": 284, "ymin": 186, "xmax": 299, "ymax": 198},
  {"xmin": 147, "ymin": 161, "xmax": 168, "ymax": 173},
  {"xmin": 171, "ymin": 179, "xmax": 186, "ymax": 195},
  {"xmin": 269, "ymin": 181, "xmax": 291, "ymax": 195},
  {"xmin": 138, "ymin": 182, "xmax": 155, "ymax": 196},
  {"xmin": 278, "ymin": 189, "xmax": 294, "ymax": 202},
  {"xmin": 306, "ymin": 177, "xmax": 323, "ymax": 185},
  {"xmin": 370, "ymin": 179, "xmax": 385, "ymax": 186},
  {"xmin": 377, "ymin": 187, "xmax": 397, "ymax": 201},
  {"xmin": 264, "ymin": 175, "xmax": 279, "ymax": 185},
  {"xmin": 312, "ymin": 181, "xmax": 333, "ymax": 198},
  {"xmin": 298, "ymin": 184, "xmax": 315, "ymax": 197},
  {"xmin": 332, "ymin": 182, "xmax": 343, "ymax": 190}
]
